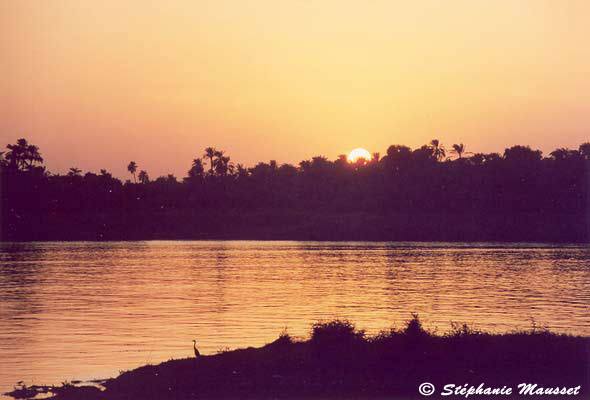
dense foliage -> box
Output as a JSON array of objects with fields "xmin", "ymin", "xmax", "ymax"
[{"xmin": 1, "ymin": 139, "xmax": 589, "ymax": 241}]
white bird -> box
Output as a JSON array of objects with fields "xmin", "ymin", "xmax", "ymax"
[{"xmin": 192, "ymin": 340, "xmax": 200, "ymax": 358}]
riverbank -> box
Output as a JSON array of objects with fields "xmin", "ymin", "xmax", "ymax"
[
  {"xmin": 2, "ymin": 210, "xmax": 587, "ymax": 242},
  {"xmin": 6, "ymin": 317, "xmax": 589, "ymax": 400}
]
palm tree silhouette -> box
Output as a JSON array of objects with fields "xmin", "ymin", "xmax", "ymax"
[
  {"xmin": 138, "ymin": 170, "xmax": 149, "ymax": 184},
  {"xmin": 6, "ymin": 139, "xmax": 43, "ymax": 171},
  {"xmin": 430, "ymin": 139, "xmax": 446, "ymax": 161},
  {"xmin": 213, "ymin": 150, "xmax": 232, "ymax": 176},
  {"xmin": 68, "ymin": 167, "xmax": 82, "ymax": 177},
  {"xmin": 451, "ymin": 143, "xmax": 470, "ymax": 159},
  {"xmin": 5, "ymin": 141, "xmax": 24, "ymax": 169},
  {"xmin": 213, "ymin": 150, "xmax": 224, "ymax": 173},
  {"xmin": 25, "ymin": 144, "xmax": 43, "ymax": 170},
  {"xmin": 127, "ymin": 161, "xmax": 138, "ymax": 183},
  {"xmin": 236, "ymin": 163, "xmax": 249, "ymax": 178},
  {"xmin": 188, "ymin": 158, "xmax": 204, "ymax": 179},
  {"xmin": 203, "ymin": 147, "xmax": 217, "ymax": 174}
]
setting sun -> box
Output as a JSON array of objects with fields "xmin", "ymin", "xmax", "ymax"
[{"xmin": 348, "ymin": 148, "xmax": 372, "ymax": 163}]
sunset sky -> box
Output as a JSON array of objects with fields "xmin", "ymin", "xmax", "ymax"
[{"xmin": 2, "ymin": 0, "xmax": 589, "ymax": 179}]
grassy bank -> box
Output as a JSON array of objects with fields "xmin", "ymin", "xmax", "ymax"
[{"xmin": 6, "ymin": 316, "xmax": 589, "ymax": 399}]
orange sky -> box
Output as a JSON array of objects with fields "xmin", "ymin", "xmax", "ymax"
[{"xmin": 2, "ymin": 0, "xmax": 589, "ymax": 179}]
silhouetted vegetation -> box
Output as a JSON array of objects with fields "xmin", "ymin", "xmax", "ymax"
[
  {"xmin": 1, "ymin": 138, "xmax": 589, "ymax": 241},
  {"xmin": 6, "ymin": 316, "xmax": 588, "ymax": 399}
]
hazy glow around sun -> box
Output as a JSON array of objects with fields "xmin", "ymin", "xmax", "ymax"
[{"xmin": 348, "ymin": 148, "xmax": 372, "ymax": 163}]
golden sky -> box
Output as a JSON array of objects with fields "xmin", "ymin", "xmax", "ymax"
[{"xmin": 2, "ymin": 0, "xmax": 589, "ymax": 179}]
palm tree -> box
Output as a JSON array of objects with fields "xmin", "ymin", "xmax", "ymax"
[
  {"xmin": 138, "ymin": 170, "xmax": 149, "ymax": 184},
  {"xmin": 5, "ymin": 140, "xmax": 25, "ymax": 170},
  {"xmin": 215, "ymin": 155, "xmax": 231, "ymax": 176},
  {"xmin": 208, "ymin": 150, "xmax": 233, "ymax": 176},
  {"xmin": 68, "ymin": 167, "xmax": 82, "ymax": 177},
  {"xmin": 451, "ymin": 143, "xmax": 469, "ymax": 159},
  {"xmin": 187, "ymin": 158, "xmax": 204, "ymax": 179},
  {"xmin": 127, "ymin": 161, "xmax": 137, "ymax": 183},
  {"xmin": 6, "ymin": 138, "xmax": 43, "ymax": 171},
  {"xmin": 236, "ymin": 163, "xmax": 249, "ymax": 178},
  {"xmin": 212, "ymin": 150, "xmax": 224, "ymax": 172},
  {"xmin": 203, "ymin": 147, "xmax": 217, "ymax": 174},
  {"xmin": 24, "ymin": 144, "xmax": 43, "ymax": 170},
  {"xmin": 430, "ymin": 139, "xmax": 446, "ymax": 161}
]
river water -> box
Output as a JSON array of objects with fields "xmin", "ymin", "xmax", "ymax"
[{"xmin": 0, "ymin": 241, "xmax": 588, "ymax": 395}]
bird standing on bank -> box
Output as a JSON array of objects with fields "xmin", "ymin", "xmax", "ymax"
[{"xmin": 193, "ymin": 340, "xmax": 200, "ymax": 358}]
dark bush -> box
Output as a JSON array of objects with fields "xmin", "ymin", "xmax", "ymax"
[
  {"xmin": 311, "ymin": 320, "xmax": 365, "ymax": 345},
  {"xmin": 404, "ymin": 313, "xmax": 429, "ymax": 339}
]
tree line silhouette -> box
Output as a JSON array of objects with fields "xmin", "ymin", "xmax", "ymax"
[{"xmin": 1, "ymin": 138, "xmax": 589, "ymax": 241}]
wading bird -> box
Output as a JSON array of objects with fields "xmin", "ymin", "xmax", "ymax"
[{"xmin": 193, "ymin": 340, "xmax": 200, "ymax": 358}]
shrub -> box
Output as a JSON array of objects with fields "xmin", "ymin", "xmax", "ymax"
[
  {"xmin": 404, "ymin": 314, "xmax": 430, "ymax": 339},
  {"xmin": 311, "ymin": 320, "xmax": 365, "ymax": 347},
  {"xmin": 448, "ymin": 322, "xmax": 483, "ymax": 338},
  {"xmin": 275, "ymin": 327, "xmax": 293, "ymax": 346}
]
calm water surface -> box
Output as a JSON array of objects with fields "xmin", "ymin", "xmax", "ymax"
[{"xmin": 0, "ymin": 241, "xmax": 589, "ymax": 395}]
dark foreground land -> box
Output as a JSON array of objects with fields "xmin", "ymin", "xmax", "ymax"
[{"xmin": 7, "ymin": 317, "xmax": 590, "ymax": 400}]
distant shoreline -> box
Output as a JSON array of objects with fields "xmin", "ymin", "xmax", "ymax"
[
  {"xmin": 2, "ymin": 211, "xmax": 587, "ymax": 243},
  {"xmin": 3, "ymin": 140, "xmax": 589, "ymax": 245}
]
